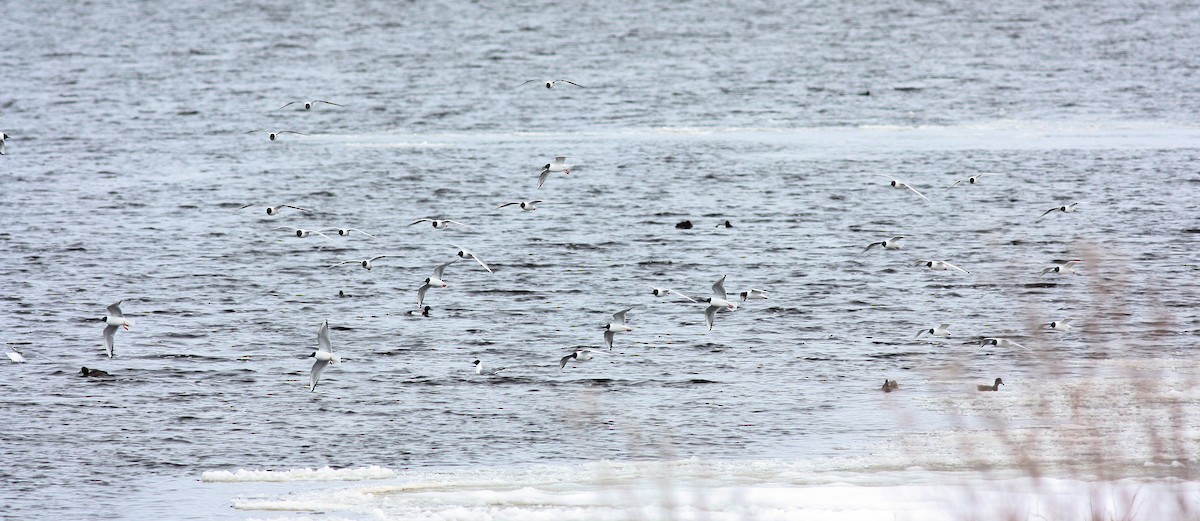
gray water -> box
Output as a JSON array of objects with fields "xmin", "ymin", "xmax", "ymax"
[{"xmin": 2, "ymin": 0, "xmax": 1199, "ymax": 518}]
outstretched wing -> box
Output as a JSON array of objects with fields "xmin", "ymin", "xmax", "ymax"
[
  {"xmin": 316, "ymin": 320, "xmax": 332, "ymax": 353},
  {"xmin": 611, "ymin": 308, "xmax": 633, "ymax": 324},
  {"xmin": 107, "ymin": 301, "xmax": 124, "ymax": 317},
  {"xmin": 103, "ymin": 325, "xmax": 118, "ymax": 358},
  {"xmin": 310, "ymin": 359, "xmax": 329, "ymax": 392},
  {"xmin": 712, "ymin": 275, "xmax": 728, "ymax": 300}
]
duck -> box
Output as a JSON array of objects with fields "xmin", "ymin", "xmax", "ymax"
[
  {"xmin": 80, "ymin": 366, "xmax": 111, "ymax": 378},
  {"xmin": 976, "ymin": 377, "xmax": 1004, "ymax": 391},
  {"xmin": 881, "ymin": 379, "xmax": 899, "ymax": 392},
  {"xmin": 675, "ymin": 220, "xmax": 693, "ymax": 229}
]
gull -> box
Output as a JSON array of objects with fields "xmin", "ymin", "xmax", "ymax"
[
  {"xmin": 417, "ymin": 261, "xmax": 456, "ymax": 308},
  {"xmin": 559, "ymin": 348, "xmax": 598, "ymax": 370},
  {"xmin": 863, "ymin": 236, "xmax": 905, "ymax": 252},
  {"xmin": 328, "ymin": 255, "xmax": 396, "ymax": 271},
  {"xmin": 6, "ymin": 346, "xmax": 25, "ymax": 363},
  {"xmin": 244, "ymin": 129, "xmax": 306, "ymax": 141},
  {"xmin": 978, "ymin": 337, "xmax": 1030, "ymax": 351},
  {"xmin": 307, "ymin": 320, "xmax": 341, "ymax": 392},
  {"xmin": 875, "ymin": 174, "xmax": 930, "ymax": 202},
  {"xmin": 602, "ymin": 308, "xmax": 634, "ymax": 350},
  {"xmin": 0, "ymin": 132, "xmax": 8, "ymax": 155},
  {"xmin": 537, "ymin": 156, "xmax": 574, "ymax": 189},
  {"xmin": 515, "ymin": 79, "xmax": 585, "ymax": 89},
  {"xmin": 451, "ymin": 244, "xmax": 492, "ymax": 273},
  {"xmin": 1040, "ymin": 202, "xmax": 1081, "ymax": 217},
  {"xmin": 273, "ymin": 226, "xmax": 335, "ymax": 243},
  {"xmin": 913, "ymin": 259, "xmax": 970, "ymax": 274},
  {"xmin": 1041, "ymin": 259, "xmax": 1082, "ymax": 276},
  {"xmin": 275, "ymin": 100, "xmax": 342, "ymax": 111},
  {"xmin": 702, "ymin": 275, "xmax": 738, "ymax": 331},
  {"xmin": 715, "ymin": 220, "xmax": 733, "ymax": 228},
  {"xmin": 945, "ymin": 172, "xmax": 999, "ymax": 191},
  {"xmin": 498, "ymin": 200, "xmax": 542, "ymax": 211},
  {"xmin": 239, "ymin": 204, "xmax": 312, "ymax": 216},
  {"xmin": 408, "ymin": 218, "xmax": 469, "ymax": 229},
  {"xmin": 100, "ymin": 300, "xmax": 133, "ymax": 358},
  {"xmin": 473, "ymin": 359, "xmax": 506, "ymax": 376},
  {"xmin": 739, "ymin": 289, "xmax": 768, "ymax": 301},
  {"xmin": 1040, "ymin": 319, "xmax": 1073, "ymax": 331},
  {"xmin": 319, "ymin": 227, "xmax": 376, "ymax": 238},
  {"xmin": 916, "ymin": 323, "xmax": 951, "ymax": 339},
  {"xmin": 647, "ymin": 285, "xmax": 697, "ymax": 303},
  {"xmin": 977, "ymin": 377, "xmax": 1004, "ymax": 391}
]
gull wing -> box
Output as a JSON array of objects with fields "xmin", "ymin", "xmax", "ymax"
[
  {"xmin": 611, "ymin": 308, "xmax": 633, "ymax": 324},
  {"xmin": 943, "ymin": 262, "xmax": 970, "ymax": 274},
  {"xmin": 432, "ymin": 260, "xmax": 455, "ymax": 279},
  {"xmin": 417, "ymin": 282, "xmax": 431, "ymax": 308},
  {"xmin": 712, "ymin": 275, "xmax": 728, "ymax": 300},
  {"xmin": 316, "ymin": 320, "xmax": 332, "ymax": 353},
  {"xmin": 905, "ymin": 184, "xmax": 931, "ymax": 202},
  {"xmin": 704, "ymin": 305, "xmax": 719, "ymax": 331},
  {"xmin": 310, "ymin": 359, "xmax": 329, "ymax": 392},
  {"xmin": 107, "ymin": 301, "xmax": 124, "ymax": 318},
  {"xmin": 103, "ymin": 325, "xmax": 118, "ymax": 358}
]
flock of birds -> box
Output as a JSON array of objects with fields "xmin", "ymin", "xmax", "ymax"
[{"xmin": 2, "ymin": 80, "xmax": 1088, "ymax": 396}]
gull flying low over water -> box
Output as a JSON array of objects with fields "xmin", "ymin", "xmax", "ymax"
[
  {"xmin": 602, "ymin": 308, "xmax": 633, "ymax": 350},
  {"xmin": 1041, "ymin": 259, "xmax": 1082, "ymax": 276},
  {"xmin": 307, "ymin": 320, "xmax": 341, "ymax": 392},
  {"xmin": 498, "ymin": 200, "xmax": 543, "ymax": 211},
  {"xmin": 740, "ymin": 289, "xmax": 768, "ymax": 301},
  {"xmin": 863, "ymin": 236, "xmax": 905, "ymax": 252},
  {"xmin": 329, "ymin": 255, "xmax": 396, "ymax": 271},
  {"xmin": 409, "ymin": 218, "xmax": 469, "ymax": 229},
  {"xmin": 1041, "ymin": 319, "xmax": 1073, "ymax": 331},
  {"xmin": 417, "ymin": 260, "xmax": 456, "ymax": 308},
  {"xmin": 875, "ymin": 174, "xmax": 931, "ymax": 202},
  {"xmin": 1040, "ymin": 202, "xmax": 1081, "ymax": 217},
  {"xmin": 515, "ymin": 79, "xmax": 585, "ymax": 89},
  {"xmin": 913, "ymin": 259, "xmax": 970, "ymax": 274},
  {"xmin": 451, "ymin": 244, "xmax": 492, "ymax": 273},
  {"xmin": 6, "ymin": 345, "xmax": 26, "ymax": 363},
  {"xmin": 275, "ymin": 100, "xmax": 342, "ymax": 111},
  {"xmin": 945, "ymin": 172, "xmax": 1000, "ymax": 191},
  {"xmin": 537, "ymin": 156, "xmax": 574, "ymax": 189},
  {"xmin": 244, "ymin": 129, "xmax": 306, "ymax": 141},
  {"xmin": 273, "ymin": 227, "xmax": 335, "ymax": 243},
  {"xmin": 240, "ymin": 204, "xmax": 312, "ymax": 216},
  {"xmin": 647, "ymin": 285, "xmax": 697, "ymax": 303},
  {"xmin": 702, "ymin": 275, "xmax": 738, "ymax": 331},
  {"xmin": 975, "ymin": 337, "xmax": 1030, "ymax": 351},
  {"xmin": 559, "ymin": 348, "xmax": 599, "ymax": 370},
  {"xmin": 916, "ymin": 323, "xmax": 952, "ymax": 339},
  {"xmin": 473, "ymin": 359, "xmax": 506, "ymax": 376},
  {"xmin": 319, "ymin": 227, "xmax": 375, "ymax": 238},
  {"xmin": 101, "ymin": 300, "xmax": 133, "ymax": 358}
]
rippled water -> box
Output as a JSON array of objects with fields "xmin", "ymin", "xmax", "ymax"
[{"xmin": 2, "ymin": 0, "xmax": 1199, "ymax": 518}]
